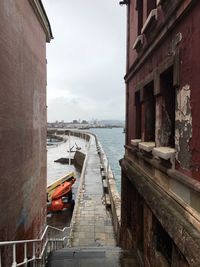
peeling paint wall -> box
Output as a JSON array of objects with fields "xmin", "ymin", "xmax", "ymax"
[{"xmin": 175, "ymin": 85, "xmax": 192, "ymax": 169}]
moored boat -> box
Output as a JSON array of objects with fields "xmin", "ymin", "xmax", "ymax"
[
  {"xmin": 51, "ymin": 178, "xmax": 76, "ymax": 200},
  {"xmin": 47, "ymin": 172, "xmax": 76, "ymax": 212},
  {"xmin": 47, "ymin": 172, "xmax": 75, "ymax": 201}
]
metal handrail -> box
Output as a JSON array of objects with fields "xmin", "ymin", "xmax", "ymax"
[
  {"xmin": 0, "ymin": 131, "xmax": 90, "ymax": 266},
  {"xmin": 0, "ymin": 225, "xmax": 67, "ymax": 246},
  {"xmin": 0, "ymin": 225, "xmax": 70, "ymax": 267}
]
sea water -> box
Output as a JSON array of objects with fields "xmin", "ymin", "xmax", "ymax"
[
  {"xmin": 47, "ymin": 127, "xmax": 124, "ymax": 191},
  {"xmin": 90, "ymin": 127, "xmax": 125, "ymax": 192}
]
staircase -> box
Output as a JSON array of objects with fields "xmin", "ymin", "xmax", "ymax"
[
  {"xmin": 47, "ymin": 246, "xmax": 139, "ymax": 267},
  {"xmin": 0, "ymin": 225, "xmax": 69, "ymax": 266}
]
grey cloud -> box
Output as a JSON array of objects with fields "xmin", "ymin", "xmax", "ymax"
[{"xmin": 43, "ymin": 0, "xmax": 126, "ymax": 122}]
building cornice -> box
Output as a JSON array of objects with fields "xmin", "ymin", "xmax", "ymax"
[{"xmin": 29, "ymin": 0, "xmax": 53, "ymax": 42}]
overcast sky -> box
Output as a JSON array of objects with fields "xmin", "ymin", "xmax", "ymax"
[{"xmin": 42, "ymin": 0, "xmax": 126, "ymax": 122}]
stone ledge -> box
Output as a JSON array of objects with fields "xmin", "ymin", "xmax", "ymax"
[
  {"xmin": 153, "ymin": 147, "xmax": 176, "ymax": 160},
  {"xmin": 141, "ymin": 9, "xmax": 158, "ymax": 34},
  {"xmin": 121, "ymin": 159, "xmax": 200, "ymax": 266},
  {"xmin": 131, "ymin": 139, "xmax": 142, "ymax": 147},
  {"xmin": 132, "ymin": 35, "xmax": 144, "ymax": 51},
  {"xmin": 139, "ymin": 142, "xmax": 155, "ymax": 152}
]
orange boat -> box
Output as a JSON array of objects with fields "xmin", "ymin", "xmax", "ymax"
[
  {"xmin": 47, "ymin": 173, "xmax": 76, "ymax": 212},
  {"xmin": 51, "ymin": 178, "xmax": 76, "ymax": 200},
  {"xmin": 47, "ymin": 198, "xmax": 74, "ymax": 212},
  {"xmin": 47, "ymin": 172, "xmax": 75, "ymax": 201}
]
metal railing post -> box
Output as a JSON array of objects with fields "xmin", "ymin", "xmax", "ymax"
[
  {"xmin": 32, "ymin": 242, "xmax": 36, "ymax": 267},
  {"xmin": 0, "ymin": 248, "xmax": 2, "ymax": 267},
  {"xmin": 12, "ymin": 244, "xmax": 17, "ymax": 267},
  {"xmin": 24, "ymin": 242, "xmax": 28, "ymax": 266}
]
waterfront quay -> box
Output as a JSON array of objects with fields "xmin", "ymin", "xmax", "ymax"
[
  {"xmin": 70, "ymin": 135, "xmax": 116, "ymax": 247},
  {"xmin": 47, "ymin": 130, "xmax": 138, "ymax": 266}
]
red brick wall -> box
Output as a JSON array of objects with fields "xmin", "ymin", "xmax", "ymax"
[
  {"xmin": 126, "ymin": 1, "xmax": 200, "ymax": 180},
  {"xmin": 0, "ymin": 0, "xmax": 47, "ymax": 243}
]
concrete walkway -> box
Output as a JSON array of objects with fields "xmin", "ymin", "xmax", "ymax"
[
  {"xmin": 71, "ymin": 135, "xmax": 116, "ymax": 247},
  {"xmin": 47, "ymin": 134, "xmax": 139, "ymax": 267}
]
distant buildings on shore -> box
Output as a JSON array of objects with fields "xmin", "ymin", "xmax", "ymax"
[{"xmin": 47, "ymin": 120, "xmax": 125, "ymax": 129}]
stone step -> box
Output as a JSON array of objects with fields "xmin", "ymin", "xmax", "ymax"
[{"xmin": 47, "ymin": 246, "xmax": 139, "ymax": 267}]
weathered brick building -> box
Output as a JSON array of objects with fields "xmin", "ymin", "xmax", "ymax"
[
  {"xmin": 120, "ymin": 0, "xmax": 200, "ymax": 266},
  {"xmin": 0, "ymin": 0, "xmax": 52, "ymax": 249}
]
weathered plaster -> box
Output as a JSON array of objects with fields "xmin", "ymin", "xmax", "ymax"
[{"xmin": 175, "ymin": 84, "xmax": 192, "ymax": 169}]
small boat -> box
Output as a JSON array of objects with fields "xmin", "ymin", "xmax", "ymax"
[
  {"xmin": 51, "ymin": 178, "xmax": 76, "ymax": 200},
  {"xmin": 47, "ymin": 172, "xmax": 75, "ymax": 201},
  {"xmin": 47, "ymin": 172, "xmax": 76, "ymax": 212},
  {"xmin": 48, "ymin": 198, "xmax": 74, "ymax": 212}
]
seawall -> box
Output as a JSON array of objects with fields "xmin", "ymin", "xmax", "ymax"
[
  {"xmin": 47, "ymin": 129, "xmax": 121, "ymax": 243},
  {"xmin": 63, "ymin": 130, "xmax": 121, "ymax": 244}
]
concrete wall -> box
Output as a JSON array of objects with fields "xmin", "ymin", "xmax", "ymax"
[
  {"xmin": 74, "ymin": 151, "xmax": 86, "ymax": 170},
  {"xmin": 96, "ymin": 138, "xmax": 121, "ymax": 243},
  {"xmin": 0, "ymin": 0, "xmax": 48, "ymax": 246}
]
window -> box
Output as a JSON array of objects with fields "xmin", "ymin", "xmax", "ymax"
[
  {"xmin": 136, "ymin": 0, "xmax": 143, "ymax": 35},
  {"xmin": 160, "ymin": 67, "xmax": 175, "ymax": 147},
  {"xmin": 144, "ymin": 82, "xmax": 155, "ymax": 142},
  {"xmin": 137, "ymin": 193, "xmax": 144, "ymax": 254},
  {"xmin": 135, "ymin": 91, "xmax": 141, "ymax": 138},
  {"xmin": 155, "ymin": 220, "xmax": 172, "ymax": 265},
  {"xmin": 126, "ymin": 179, "xmax": 132, "ymax": 229},
  {"xmin": 147, "ymin": 0, "xmax": 157, "ymax": 16}
]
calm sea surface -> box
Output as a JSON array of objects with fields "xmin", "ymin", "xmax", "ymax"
[{"xmin": 90, "ymin": 127, "xmax": 125, "ymax": 192}]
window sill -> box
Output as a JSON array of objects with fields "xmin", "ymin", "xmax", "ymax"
[
  {"xmin": 139, "ymin": 142, "xmax": 155, "ymax": 152},
  {"xmin": 153, "ymin": 147, "xmax": 176, "ymax": 169},
  {"xmin": 131, "ymin": 139, "xmax": 142, "ymax": 147},
  {"xmin": 141, "ymin": 9, "xmax": 158, "ymax": 35},
  {"xmin": 152, "ymin": 147, "xmax": 176, "ymax": 160}
]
